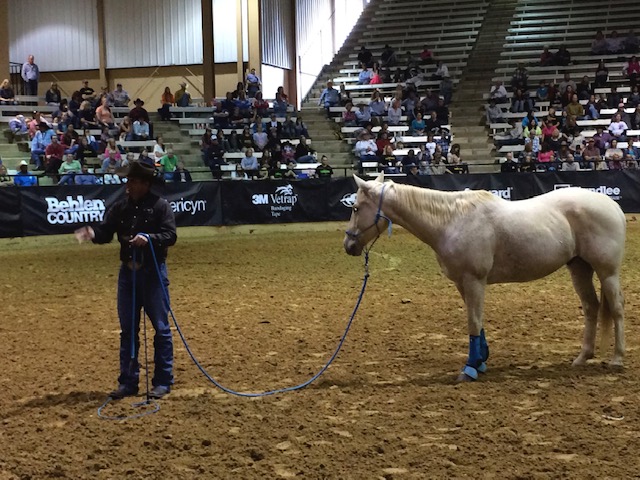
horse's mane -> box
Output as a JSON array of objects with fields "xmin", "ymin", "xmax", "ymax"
[{"xmin": 389, "ymin": 182, "xmax": 498, "ymax": 227}]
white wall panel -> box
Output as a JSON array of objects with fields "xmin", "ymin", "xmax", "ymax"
[
  {"xmin": 9, "ymin": 0, "xmax": 99, "ymax": 71},
  {"xmin": 105, "ymin": 0, "xmax": 203, "ymax": 69},
  {"xmin": 261, "ymin": 0, "xmax": 294, "ymax": 69}
]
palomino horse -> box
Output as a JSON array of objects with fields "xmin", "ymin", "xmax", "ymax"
[{"xmin": 344, "ymin": 174, "xmax": 626, "ymax": 381}]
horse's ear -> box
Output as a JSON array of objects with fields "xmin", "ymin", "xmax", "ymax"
[
  {"xmin": 374, "ymin": 172, "xmax": 384, "ymax": 183},
  {"xmin": 353, "ymin": 174, "xmax": 367, "ymax": 190}
]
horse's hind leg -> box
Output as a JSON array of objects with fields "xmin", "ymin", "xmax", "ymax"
[
  {"xmin": 600, "ymin": 272, "xmax": 625, "ymax": 366},
  {"xmin": 568, "ymin": 258, "xmax": 599, "ymax": 366}
]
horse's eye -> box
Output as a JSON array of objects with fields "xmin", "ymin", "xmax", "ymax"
[{"xmin": 353, "ymin": 206, "xmax": 359, "ymax": 213}]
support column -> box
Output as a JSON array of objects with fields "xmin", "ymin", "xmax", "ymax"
[
  {"xmin": 247, "ymin": 0, "xmax": 261, "ymax": 77},
  {"xmin": 286, "ymin": 0, "xmax": 298, "ymax": 107},
  {"xmin": 202, "ymin": 0, "xmax": 215, "ymax": 101},
  {"xmin": 0, "ymin": 0, "xmax": 11, "ymax": 84},
  {"xmin": 96, "ymin": 0, "xmax": 108, "ymax": 88},
  {"xmin": 236, "ymin": 0, "xmax": 244, "ymax": 84}
]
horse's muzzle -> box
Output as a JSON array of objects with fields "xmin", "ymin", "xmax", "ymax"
[{"xmin": 343, "ymin": 234, "xmax": 363, "ymax": 256}]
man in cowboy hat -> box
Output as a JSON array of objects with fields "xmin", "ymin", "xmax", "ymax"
[
  {"xmin": 75, "ymin": 161, "xmax": 176, "ymax": 400},
  {"xmin": 175, "ymin": 82, "xmax": 191, "ymax": 107}
]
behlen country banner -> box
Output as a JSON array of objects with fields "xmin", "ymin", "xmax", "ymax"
[{"xmin": 19, "ymin": 183, "xmax": 223, "ymax": 236}]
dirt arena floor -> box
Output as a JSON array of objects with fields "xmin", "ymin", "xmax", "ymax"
[{"xmin": 2, "ymin": 219, "xmax": 640, "ymax": 479}]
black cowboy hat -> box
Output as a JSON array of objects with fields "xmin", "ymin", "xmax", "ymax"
[
  {"xmin": 116, "ymin": 160, "xmax": 158, "ymax": 182},
  {"xmin": 134, "ymin": 98, "xmax": 145, "ymax": 106}
]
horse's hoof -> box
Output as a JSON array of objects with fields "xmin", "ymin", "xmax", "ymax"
[
  {"xmin": 477, "ymin": 362, "xmax": 487, "ymax": 373},
  {"xmin": 609, "ymin": 359, "xmax": 624, "ymax": 368},
  {"xmin": 456, "ymin": 365, "xmax": 478, "ymax": 382}
]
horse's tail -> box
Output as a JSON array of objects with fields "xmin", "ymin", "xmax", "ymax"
[{"xmin": 598, "ymin": 285, "xmax": 613, "ymax": 352}]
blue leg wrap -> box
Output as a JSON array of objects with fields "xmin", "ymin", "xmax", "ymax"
[
  {"xmin": 480, "ymin": 329, "xmax": 489, "ymax": 363},
  {"xmin": 467, "ymin": 335, "xmax": 483, "ymax": 368}
]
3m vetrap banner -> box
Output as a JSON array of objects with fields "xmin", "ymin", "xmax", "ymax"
[{"xmin": 2, "ymin": 171, "xmax": 640, "ymax": 237}]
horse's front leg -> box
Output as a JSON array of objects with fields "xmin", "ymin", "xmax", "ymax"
[{"xmin": 456, "ymin": 276, "xmax": 489, "ymax": 382}]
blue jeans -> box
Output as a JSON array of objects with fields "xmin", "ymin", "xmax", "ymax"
[{"xmin": 117, "ymin": 262, "xmax": 173, "ymax": 388}]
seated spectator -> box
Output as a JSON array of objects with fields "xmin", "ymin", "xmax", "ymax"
[
  {"xmin": 175, "ymin": 82, "xmax": 191, "ymax": 107},
  {"xmin": 58, "ymin": 154, "xmax": 82, "ymax": 185},
  {"xmin": 0, "ymin": 79, "xmax": 16, "ymax": 104},
  {"xmin": 111, "ymin": 83, "xmax": 130, "ymax": 107},
  {"xmin": 511, "ymin": 89, "xmax": 532, "ymax": 113},
  {"xmin": 295, "ymin": 117, "xmax": 309, "ymax": 138},
  {"xmin": 9, "ymin": 114, "xmax": 28, "ymax": 140},
  {"xmin": 355, "ymin": 103, "xmax": 372, "ymax": 126},
  {"xmin": 392, "ymin": 67, "xmax": 407, "ymax": 84},
  {"xmin": 615, "ymin": 102, "xmax": 632, "ymax": 126},
  {"xmin": 129, "ymin": 98, "xmax": 150, "ymax": 124},
  {"xmin": 378, "ymin": 145, "xmax": 399, "ymax": 174},
  {"xmin": 419, "ymin": 45, "xmax": 434, "ymax": 64},
  {"xmin": 79, "ymin": 80, "xmax": 95, "ymax": 101},
  {"xmin": 425, "ymin": 110, "xmax": 442, "ymax": 134},
  {"xmin": 31, "ymin": 122, "xmax": 55, "ymax": 169},
  {"xmin": 511, "ymin": 63, "xmax": 529, "ymax": 91},
  {"xmin": 432, "ymin": 61, "xmax": 449, "ymax": 81},
  {"xmin": 338, "ymin": 83, "xmax": 351, "ymax": 107},
  {"xmin": 607, "ymin": 31, "xmax": 625, "ymax": 54},
  {"xmin": 0, "ymin": 163, "xmax": 14, "ymax": 186},
  {"xmin": 369, "ymin": 90, "xmax": 387, "ymax": 121},
  {"xmin": 631, "ymin": 105, "xmax": 640, "ymax": 130},
  {"xmin": 494, "ymin": 119, "xmax": 524, "ymax": 146},
  {"xmin": 545, "ymin": 128, "xmax": 565, "ymax": 152},
  {"xmin": 240, "ymin": 126, "xmax": 254, "ymax": 151},
  {"xmin": 411, "ymin": 112, "xmax": 426, "ymax": 135},
  {"xmin": 294, "ymin": 136, "xmax": 314, "ymax": 163},
  {"xmin": 576, "ymin": 76, "xmax": 593, "ymax": 101},
  {"xmin": 489, "ymin": 80, "xmax": 508, "ymax": 104},
  {"xmin": 624, "ymin": 30, "xmax": 640, "ymax": 54},
  {"xmin": 624, "ymin": 152, "xmax": 638, "ymax": 169},
  {"xmin": 566, "ymin": 94, "xmax": 585, "ymax": 120},
  {"xmin": 594, "ymin": 60, "xmax": 609, "ymax": 89},
  {"xmin": 446, "ymin": 144, "xmax": 463, "ymax": 166},
  {"xmin": 537, "ymin": 144, "xmax": 556, "ymax": 169},
  {"xmin": 133, "ymin": 119, "xmax": 150, "ymax": 141},
  {"xmin": 558, "ymin": 73, "xmax": 576, "ymax": 96},
  {"xmin": 158, "ymin": 86, "xmax": 174, "ymax": 121},
  {"xmin": 369, "ymin": 63, "xmax": 382, "ymax": 85},
  {"xmin": 536, "ymin": 80, "xmax": 549, "ymax": 101},
  {"xmin": 355, "ymin": 131, "xmax": 378, "ymax": 169},
  {"xmin": 229, "ymin": 107, "xmax": 245, "ymax": 128},
  {"xmin": 13, "ymin": 160, "xmax": 37, "ymax": 186},
  {"xmin": 102, "ymin": 164, "xmax": 123, "ymax": 184},
  {"xmin": 357, "ymin": 64, "xmax": 371, "ymax": 85},
  {"xmin": 76, "ymin": 136, "xmax": 98, "ymax": 164},
  {"xmin": 341, "ymin": 101, "xmax": 357, "ymax": 127},
  {"xmin": 609, "ymin": 113, "xmax": 629, "ymax": 141},
  {"xmin": 606, "ymin": 86, "xmax": 622, "ymax": 108},
  {"xmin": 314, "ymin": 155, "xmax": 333, "ymax": 179},
  {"xmin": 435, "ymin": 97, "xmax": 449, "ymax": 125},
  {"xmin": 623, "ymin": 56, "xmax": 640, "ymax": 88},
  {"xmin": 173, "ymin": 161, "xmax": 192, "ymax": 182},
  {"xmin": 519, "ymin": 153, "xmax": 535, "ymax": 172},
  {"xmin": 357, "ymin": 46, "xmax": 373, "ymax": 68},
  {"xmin": 561, "ymin": 153, "xmax": 580, "ymax": 171},
  {"xmin": 282, "ymin": 161, "xmax": 297, "ymax": 180},
  {"xmin": 253, "ymin": 123, "xmax": 268, "ymax": 151},
  {"xmin": 272, "ymin": 93, "xmax": 288, "ymax": 116},
  {"xmin": 591, "ymin": 30, "xmax": 608, "ymax": 55},
  {"xmin": 560, "ymin": 85, "xmax": 574, "ymax": 108},
  {"xmin": 380, "ymin": 44, "xmax": 397, "ymax": 69},
  {"xmin": 0, "ymin": 78, "xmax": 18, "ymax": 105},
  {"xmin": 251, "ymin": 91, "xmax": 270, "ymax": 119},
  {"xmin": 552, "ymin": 45, "xmax": 571, "ymax": 66},
  {"xmin": 376, "ymin": 131, "xmax": 391, "ymax": 154},
  {"xmin": 45, "ymin": 82, "xmax": 61, "ymax": 105},
  {"xmin": 101, "ymin": 150, "xmax": 122, "ymax": 173},
  {"xmin": 581, "ymin": 138, "xmax": 600, "ymax": 169},
  {"xmin": 95, "ymin": 97, "xmax": 115, "ymax": 129},
  {"xmin": 500, "ymin": 152, "xmax": 519, "ymax": 173},
  {"xmin": 421, "ymin": 89, "xmax": 438, "ymax": 113},
  {"xmin": 159, "ymin": 148, "xmax": 178, "ymax": 180},
  {"xmin": 77, "ymin": 101, "xmax": 97, "ymax": 129},
  {"xmin": 605, "ymin": 139, "xmax": 625, "ymax": 169},
  {"xmin": 74, "ymin": 164, "xmax": 98, "ymax": 185},
  {"xmin": 628, "ymin": 86, "xmax": 640, "ymax": 108},
  {"xmin": 241, "ymin": 148, "xmax": 259, "ymax": 179},
  {"xmin": 319, "ymin": 81, "xmax": 340, "ymax": 115},
  {"xmin": 44, "ymin": 135, "xmax": 66, "ymax": 178},
  {"xmin": 387, "ymin": 99, "xmax": 403, "ymax": 126},
  {"xmin": 119, "ymin": 115, "xmax": 132, "ymax": 141},
  {"xmin": 540, "ymin": 45, "xmax": 553, "ymax": 66},
  {"xmin": 427, "ymin": 153, "xmax": 450, "ymax": 175}
]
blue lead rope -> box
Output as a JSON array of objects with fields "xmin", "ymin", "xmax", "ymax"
[{"xmin": 98, "ymin": 233, "xmax": 373, "ymax": 419}]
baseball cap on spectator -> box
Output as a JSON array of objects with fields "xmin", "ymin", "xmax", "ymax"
[{"xmin": 619, "ymin": 102, "xmax": 625, "ymax": 108}]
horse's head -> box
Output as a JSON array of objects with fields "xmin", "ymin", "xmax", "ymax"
[{"xmin": 344, "ymin": 173, "xmax": 389, "ymax": 256}]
